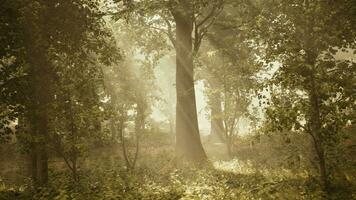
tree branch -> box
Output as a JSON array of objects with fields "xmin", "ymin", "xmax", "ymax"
[
  {"xmin": 161, "ymin": 15, "xmax": 176, "ymax": 49},
  {"xmin": 196, "ymin": 1, "xmax": 224, "ymax": 28},
  {"xmin": 193, "ymin": 0, "xmax": 224, "ymax": 54}
]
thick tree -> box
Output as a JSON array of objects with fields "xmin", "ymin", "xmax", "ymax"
[
  {"xmin": 109, "ymin": 0, "xmax": 224, "ymax": 162},
  {"xmin": 169, "ymin": 1, "xmax": 206, "ymax": 161}
]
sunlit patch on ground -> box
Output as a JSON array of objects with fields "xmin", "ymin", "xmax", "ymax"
[{"xmin": 213, "ymin": 159, "xmax": 255, "ymax": 174}]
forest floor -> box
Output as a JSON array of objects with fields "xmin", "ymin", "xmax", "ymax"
[{"xmin": 0, "ymin": 133, "xmax": 355, "ymax": 200}]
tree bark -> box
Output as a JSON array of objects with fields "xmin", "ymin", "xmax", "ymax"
[{"xmin": 172, "ymin": 2, "xmax": 207, "ymax": 162}]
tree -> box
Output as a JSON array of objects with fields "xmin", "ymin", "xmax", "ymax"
[
  {"xmin": 199, "ymin": 46, "xmax": 258, "ymax": 157},
  {"xmin": 196, "ymin": 1, "xmax": 262, "ymax": 155},
  {"xmin": 257, "ymin": 0, "xmax": 356, "ymax": 193},
  {"xmin": 102, "ymin": 19, "xmax": 159, "ymax": 170},
  {"xmin": 108, "ymin": 0, "xmax": 224, "ymax": 162},
  {"xmin": 0, "ymin": 0, "xmax": 118, "ymax": 185}
]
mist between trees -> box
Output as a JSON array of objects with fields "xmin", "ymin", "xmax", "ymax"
[{"xmin": 0, "ymin": 0, "xmax": 355, "ymax": 199}]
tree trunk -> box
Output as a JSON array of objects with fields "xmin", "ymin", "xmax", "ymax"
[
  {"xmin": 23, "ymin": 1, "xmax": 52, "ymax": 186},
  {"xmin": 28, "ymin": 108, "xmax": 49, "ymax": 186},
  {"xmin": 118, "ymin": 119, "xmax": 131, "ymax": 170},
  {"xmin": 72, "ymin": 156, "xmax": 78, "ymax": 182},
  {"xmin": 69, "ymin": 99, "xmax": 79, "ymax": 182},
  {"xmin": 110, "ymin": 119, "xmax": 118, "ymax": 141},
  {"xmin": 30, "ymin": 145, "xmax": 47, "ymax": 186},
  {"xmin": 169, "ymin": 118, "xmax": 174, "ymax": 135},
  {"xmin": 29, "ymin": 63, "xmax": 50, "ymax": 186},
  {"xmin": 210, "ymin": 103, "xmax": 225, "ymax": 143},
  {"xmin": 309, "ymin": 72, "xmax": 328, "ymax": 193},
  {"xmin": 172, "ymin": 3, "xmax": 207, "ymax": 162},
  {"xmin": 208, "ymin": 80, "xmax": 225, "ymax": 143},
  {"xmin": 26, "ymin": 49, "xmax": 50, "ymax": 187},
  {"xmin": 132, "ymin": 104, "xmax": 144, "ymax": 170}
]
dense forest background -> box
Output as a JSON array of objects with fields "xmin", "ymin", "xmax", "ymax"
[{"xmin": 0, "ymin": 0, "xmax": 355, "ymax": 199}]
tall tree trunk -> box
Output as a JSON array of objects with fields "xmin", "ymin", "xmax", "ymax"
[
  {"xmin": 29, "ymin": 58, "xmax": 50, "ymax": 186},
  {"xmin": 27, "ymin": 77, "xmax": 49, "ymax": 186},
  {"xmin": 23, "ymin": 1, "xmax": 52, "ymax": 186},
  {"xmin": 26, "ymin": 43, "xmax": 50, "ymax": 186},
  {"xmin": 172, "ymin": 3, "xmax": 207, "ymax": 162},
  {"xmin": 309, "ymin": 72, "xmax": 328, "ymax": 192},
  {"xmin": 303, "ymin": 15, "xmax": 328, "ymax": 193}
]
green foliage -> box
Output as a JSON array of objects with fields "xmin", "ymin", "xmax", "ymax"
[{"xmin": 254, "ymin": 0, "xmax": 356, "ymax": 190}]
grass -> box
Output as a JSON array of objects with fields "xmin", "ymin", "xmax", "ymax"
[{"xmin": 0, "ymin": 134, "xmax": 355, "ymax": 200}]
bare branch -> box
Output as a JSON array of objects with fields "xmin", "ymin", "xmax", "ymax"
[
  {"xmin": 145, "ymin": 15, "xmax": 176, "ymax": 49},
  {"xmin": 193, "ymin": 0, "xmax": 224, "ymax": 54},
  {"xmin": 161, "ymin": 15, "xmax": 177, "ymax": 49},
  {"xmin": 196, "ymin": 1, "xmax": 224, "ymax": 28}
]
